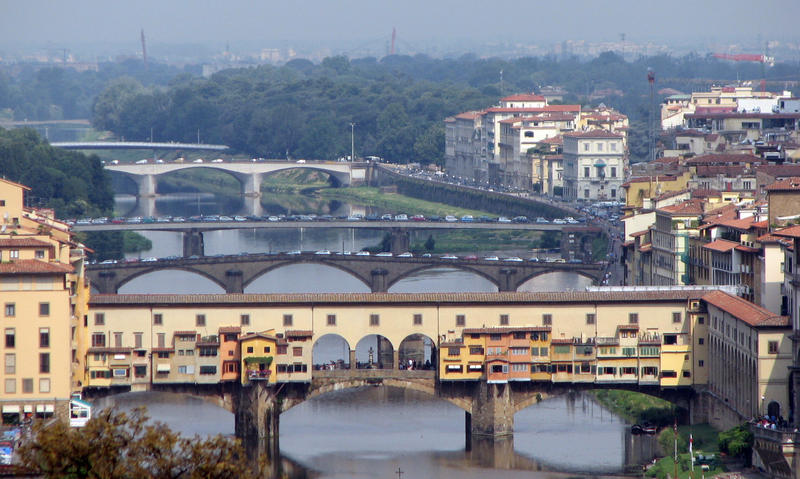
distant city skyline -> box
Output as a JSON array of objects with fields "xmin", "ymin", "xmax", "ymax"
[{"xmin": 1, "ymin": 0, "xmax": 798, "ymax": 61}]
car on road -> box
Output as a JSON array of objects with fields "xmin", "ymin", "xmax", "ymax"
[
  {"xmin": 267, "ymin": 216, "xmax": 280, "ymax": 222},
  {"xmin": 411, "ymin": 215, "xmax": 425, "ymax": 222},
  {"xmin": 380, "ymin": 214, "xmax": 393, "ymax": 221},
  {"xmin": 483, "ymin": 256, "xmax": 499, "ymax": 261},
  {"xmin": 464, "ymin": 254, "xmax": 478, "ymax": 260},
  {"xmin": 512, "ymin": 216, "xmax": 529, "ymax": 223},
  {"xmin": 461, "ymin": 215, "xmax": 474, "ymax": 222},
  {"xmin": 535, "ymin": 217, "xmax": 549, "ymax": 224},
  {"xmin": 193, "ymin": 158, "xmax": 203, "ymax": 163},
  {"xmin": 552, "ymin": 219, "xmax": 567, "ymax": 224},
  {"xmin": 394, "ymin": 214, "xmax": 409, "ymax": 221},
  {"xmin": 375, "ymin": 252, "xmax": 393, "ymax": 257},
  {"xmin": 397, "ymin": 252, "xmax": 413, "ymax": 258},
  {"xmin": 497, "ymin": 217, "xmax": 511, "ymax": 223},
  {"xmin": 503, "ymin": 256, "xmax": 523, "ymax": 262},
  {"xmin": 286, "ymin": 250, "xmax": 301, "ymax": 255},
  {"xmin": 346, "ymin": 215, "xmax": 362, "ymax": 221},
  {"xmin": 444, "ymin": 215, "xmax": 458, "ymax": 223},
  {"xmin": 211, "ymin": 158, "xmax": 224, "ymax": 163},
  {"xmin": 355, "ymin": 251, "xmax": 370, "ymax": 256},
  {"xmin": 440, "ymin": 254, "xmax": 458, "ymax": 259},
  {"xmin": 314, "ymin": 250, "xmax": 331, "ymax": 255}
]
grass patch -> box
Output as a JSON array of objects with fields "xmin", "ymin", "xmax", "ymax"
[
  {"xmin": 591, "ymin": 390, "xmax": 676, "ymax": 425},
  {"xmin": 317, "ymin": 186, "xmax": 494, "ymax": 218},
  {"xmin": 411, "ymin": 229, "xmax": 543, "ymax": 254}
]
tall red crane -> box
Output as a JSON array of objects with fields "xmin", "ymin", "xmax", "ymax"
[{"xmin": 713, "ymin": 52, "xmax": 774, "ymax": 92}]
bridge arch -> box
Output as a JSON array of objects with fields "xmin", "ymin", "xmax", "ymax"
[
  {"xmin": 515, "ymin": 268, "xmax": 600, "ymax": 291},
  {"xmin": 259, "ymin": 166, "xmax": 349, "ymax": 188},
  {"xmin": 398, "ymin": 333, "xmax": 436, "ymax": 370},
  {"xmin": 386, "ymin": 264, "xmax": 501, "ymax": 292},
  {"xmin": 243, "ymin": 261, "xmax": 372, "ymax": 293},
  {"xmin": 115, "ymin": 266, "xmax": 228, "ymax": 294},
  {"xmin": 312, "ymin": 334, "xmax": 352, "ymax": 370},
  {"xmin": 281, "ymin": 379, "xmax": 472, "ymax": 414},
  {"xmin": 355, "ymin": 334, "xmax": 395, "ymax": 369}
]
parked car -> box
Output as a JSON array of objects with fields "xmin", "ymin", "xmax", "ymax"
[
  {"xmin": 444, "ymin": 215, "xmax": 458, "ymax": 223},
  {"xmin": 461, "ymin": 215, "xmax": 474, "ymax": 222},
  {"xmin": 497, "ymin": 216, "xmax": 511, "ymax": 223},
  {"xmin": 397, "ymin": 252, "xmax": 414, "ymax": 258},
  {"xmin": 375, "ymin": 252, "xmax": 393, "ymax": 257}
]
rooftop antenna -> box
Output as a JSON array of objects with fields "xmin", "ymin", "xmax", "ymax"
[
  {"xmin": 500, "ymin": 69, "xmax": 504, "ymax": 96},
  {"xmin": 140, "ymin": 29, "xmax": 148, "ymax": 70},
  {"xmin": 647, "ymin": 68, "xmax": 656, "ymax": 163}
]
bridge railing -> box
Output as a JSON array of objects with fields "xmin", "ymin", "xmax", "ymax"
[{"xmin": 313, "ymin": 369, "xmax": 435, "ymax": 380}]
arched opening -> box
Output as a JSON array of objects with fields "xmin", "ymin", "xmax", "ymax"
[
  {"xmin": 313, "ymin": 334, "xmax": 351, "ymax": 370},
  {"xmin": 119, "ymin": 270, "xmax": 224, "ymax": 294},
  {"xmin": 397, "ymin": 334, "xmax": 436, "ymax": 371},
  {"xmin": 245, "ymin": 263, "xmax": 370, "ymax": 293},
  {"xmin": 517, "ymin": 271, "xmax": 594, "ymax": 292},
  {"xmin": 768, "ymin": 401, "xmax": 781, "ymax": 419},
  {"xmin": 389, "ymin": 267, "xmax": 498, "ymax": 292},
  {"xmin": 156, "ymin": 167, "xmax": 243, "ymax": 196},
  {"xmin": 355, "ymin": 335, "xmax": 394, "ymax": 369},
  {"xmin": 261, "ymin": 168, "xmax": 344, "ymax": 189}
]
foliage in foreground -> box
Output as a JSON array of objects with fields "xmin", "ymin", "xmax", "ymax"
[
  {"xmin": 718, "ymin": 424, "xmax": 753, "ymax": 459},
  {"xmin": 18, "ymin": 407, "xmax": 249, "ymax": 479}
]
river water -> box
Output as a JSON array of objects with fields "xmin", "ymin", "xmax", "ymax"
[{"xmin": 99, "ymin": 192, "xmax": 653, "ymax": 478}]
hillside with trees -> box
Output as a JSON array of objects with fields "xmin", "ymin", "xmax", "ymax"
[{"xmin": 91, "ymin": 53, "xmax": 799, "ymax": 164}]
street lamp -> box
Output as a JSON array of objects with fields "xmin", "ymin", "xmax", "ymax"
[{"xmin": 350, "ymin": 122, "xmax": 356, "ymax": 161}]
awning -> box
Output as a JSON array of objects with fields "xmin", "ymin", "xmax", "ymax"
[
  {"xmin": 1, "ymin": 406, "xmax": 19, "ymax": 413},
  {"xmin": 23, "ymin": 405, "xmax": 32, "ymax": 413},
  {"xmin": 156, "ymin": 364, "xmax": 171, "ymax": 372}
]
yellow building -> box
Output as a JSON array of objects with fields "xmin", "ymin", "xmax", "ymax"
[
  {"xmin": 0, "ymin": 178, "xmax": 89, "ymax": 424},
  {"xmin": 240, "ymin": 331, "xmax": 278, "ymax": 385}
]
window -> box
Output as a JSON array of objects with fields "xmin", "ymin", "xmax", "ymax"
[
  {"xmin": 91, "ymin": 333, "xmax": 105, "ymax": 347},
  {"xmin": 39, "ymin": 328, "xmax": 49, "ymax": 348},
  {"xmin": 698, "ymin": 316, "xmax": 704, "ymax": 324},
  {"xmin": 413, "ymin": 314, "xmax": 422, "ymax": 325},
  {"xmin": 586, "ymin": 313, "xmax": 595, "ymax": 325},
  {"xmin": 448, "ymin": 347, "xmax": 461, "ymax": 356},
  {"xmin": 4, "ymin": 379, "xmax": 14, "ymax": 394},
  {"xmin": 456, "ymin": 315, "xmax": 465, "ymax": 326},
  {"xmin": 4, "ymin": 329, "xmax": 14, "ymax": 348},
  {"xmin": 698, "ymin": 338, "xmax": 704, "ymax": 345},
  {"xmin": 241, "ymin": 314, "xmax": 250, "ymax": 326},
  {"xmin": 277, "ymin": 345, "xmax": 288, "ymax": 355},
  {"xmin": 469, "ymin": 346, "xmax": 484, "ymax": 355},
  {"xmin": 40, "ymin": 353, "xmax": 50, "ymax": 373},
  {"xmin": 5, "ymin": 354, "xmax": 15, "ymax": 374},
  {"xmin": 199, "ymin": 366, "xmax": 217, "ymax": 375},
  {"xmin": 94, "ymin": 313, "xmax": 105, "ymax": 325},
  {"xmin": 246, "ymin": 346, "xmax": 254, "ymax": 353},
  {"xmin": 510, "ymin": 347, "xmax": 527, "ymax": 355},
  {"xmin": 663, "ymin": 334, "xmax": 678, "ymax": 345},
  {"xmin": 263, "ymin": 346, "xmax": 270, "ymax": 353},
  {"xmin": 682, "ymin": 370, "xmax": 691, "ymax": 378},
  {"xmin": 114, "ymin": 332, "xmax": 122, "ymax": 348},
  {"xmin": 583, "ymin": 143, "xmax": 590, "ymax": 151},
  {"xmin": 597, "ymin": 142, "xmax": 603, "ymax": 152},
  {"xmin": 39, "ymin": 302, "xmax": 49, "ymax": 316},
  {"xmin": 661, "ymin": 371, "xmax": 677, "ymax": 378},
  {"xmin": 134, "ymin": 332, "xmax": 143, "ymax": 349},
  {"xmin": 9, "ymin": 250, "xmax": 18, "ymax": 259},
  {"xmin": 4, "ymin": 303, "xmax": 14, "ymax": 317},
  {"xmin": 698, "ymin": 360, "xmax": 704, "ymax": 367},
  {"xmin": 35, "ymin": 249, "xmax": 45, "ymax": 259},
  {"xmin": 622, "ymin": 347, "xmax": 636, "ymax": 357},
  {"xmin": 542, "ymin": 314, "xmax": 552, "ymax": 326},
  {"xmin": 584, "ymin": 189, "xmax": 590, "ymax": 198},
  {"xmin": 134, "ymin": 365, "xmax": 147, "ymax": 378},
  {"xmin": 157, "ymin": 352, "xmax": 169, "ymax": 359},
  {"xmin": 672, "ymin": 312, "xmax": 682, "ymax": 323},
  {"xmin": 610, "ymin": 167, "xmax": 617, "ymax": 178},
  {"xmin": 629, "ymin": 313, "xmax": 638, "ymax": 324},
  {"xmin": 611, "ymin": 189, "xmax": 616, "ymax": 198},
  {"xmin": 293, "ymin": 347, "xmax": 302, "ymax": 357},
  {"xmin": 22, "ymin": 378, "xmax": 33, "ymax": 393},
  {"xmin": 153, "ymin": 313, "xmax": 163, "ymax": 325},
  {"xmin": 327, "ymin": 314, "xmax": 336, "ymax": 326},
  {"xmin": 369, "ymin": 314, "xmax": 380, "ymax": 326},
  {"xmin": 196, "ymin": 314, "xmax": 206, "ymax": 327},
  {"xmin": 584, "ymin": 166, "xmax": 590, "ymax": 177},
  {"xmin": 199, "ymin": 347, "xmax": 217, "ymax": 357},
  {"xmin": 282, "ymin": 314, "xmax": 292, "ymax": 326},
  {"xmin": 768, "ymin": 341, "xmax": 779, "ymax": 354},
  {"xmin": 499, "ymin": 314, "xmax": 509, "ymax": 325}
]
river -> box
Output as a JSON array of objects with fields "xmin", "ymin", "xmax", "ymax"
[{"xmin": 99, "ymin": 192, "xmax": 653, "ymax": 478}]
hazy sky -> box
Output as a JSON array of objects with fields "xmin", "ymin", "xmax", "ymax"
[{"xmin": 2, "ymin": 0, "xmax": 798, "ymax": 58}]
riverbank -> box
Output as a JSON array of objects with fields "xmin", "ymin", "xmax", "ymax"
[{"xmin": 317, "ymin": 186, "xmax": 493, "ymax": 218}]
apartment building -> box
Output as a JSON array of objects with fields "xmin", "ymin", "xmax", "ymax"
[
  {"xmin": 562, "ymin": 130, "xmax": 626, "ymax": 202},
  {"xmin": 0, "ymin": 178, "xmax": 89, "ymax": 425}
]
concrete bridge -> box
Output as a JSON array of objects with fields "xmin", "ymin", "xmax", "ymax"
[
  {"xmin": 51, "ymin": 141, "xmax": 230, "ymax": 152},
  {"xmin": 102, "ymin": 160, "xmax": 370, "ymax": 196},
  {"xmin": 85, "ymin": 252, "xmax": 605, "ymax": 293}
]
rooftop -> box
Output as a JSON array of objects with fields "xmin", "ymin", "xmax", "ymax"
[
  {"xmin": 0, "ymin": 259, "xmax": 73, "ymax": 274},
  {"xmin": 702, "ymin": 290, "xmax": 788, "ymax": 328}
]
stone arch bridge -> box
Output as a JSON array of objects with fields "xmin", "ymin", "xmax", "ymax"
[{"xmin": 86, "ymin": 253, "xmax": 605, "ymax": 293}]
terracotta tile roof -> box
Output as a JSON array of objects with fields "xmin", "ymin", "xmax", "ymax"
[
  {"xmin": 0, "ymin": 259, "xmax": 73, "ymax": 274},
  {"xmin": 758, "ymin": 164, "xmax": 800, "ymax": 177},
  {"xmin": 622, "ymin": 240, "xmax": 634, "ymax": 247},
  {"xmin": 0, "ymin": 238, "xmax": 52, "ymax": 247},
  {"xmin": 757, "ymin": 233, "xmax": 791, "ymax": 244},
  {"xmin": 702, "ymin": 239, "xmax": 739, "ymax": 252},
  {"xmin": 563, "ymin": 130, "xmax": 623, "ymax": 139},
  {"xmin": 638, "ymin": 244, "xmax": 653, "ymax": 252},
  {"xmin": 541, "ymin": 135, "xmax": 563, "ymax": 145},
  {"xmin": 486, "ymin": 105, "xmax": 581, "ymax": 114},
  {"xmin": 89, "ymin": 290, "xmax": 711, "ymax": 307},
  {"xmin": 0, "ymin": 177, "xmax": 31, "ymax": 191},
  {"xmin": 735, "ymin": 245, "xmax": 760, "ymax": 253},
  {"xmin": 691, "ymin": 188, "xmax": 722, "ymax": 199},
  {"xmin": 454, "ymin": 110, "xmax": 484, "ymax": 120},
  {"xmin": 659, "ymin": 200, "xmax": 704, "ymax": 216},
  {"xmin": 702, "ymin": 290, "xmax": 789, "ymax": 328},
  {"xmin": 551, "ymin": 338, "xmax": 574, "ymax": 344},
  {"xmin": 286, "ymin": 330, "xmax": 313, "ymax": 337},
  {"xmin": 766, "ymin": 177, "xmax": 800, "ymax": 191},
  {"xmin": 773, "ymin": 225, "xmax": 800, "ymax": 239},
  {"xmin": 218, "ymin": 326, "xmax": 241, "ymax": 333},
  {"xmin": 463, "ymin": 326, "xmax": 551, "ymax": 334},
  {"xmin": 630, "ymin": 230, "xmax": 649, "ymax": 237}
]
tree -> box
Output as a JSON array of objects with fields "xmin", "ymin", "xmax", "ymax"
[
  {"xmin": 424, "ymin": 234, "xmax": 436, "ymax": 251},
  {"xmin": 18, "ymin": 407, "xmax": 249, "ymax": 479}
]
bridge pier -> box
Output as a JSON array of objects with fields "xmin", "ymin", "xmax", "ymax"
[
  {"xmin": 224, "ymin": 270, "xmax": 244, "ymax": 294},
  {"xmin": 234, "ymin": 382, "xmax": 280, "ymax": 462},
  {"xmin": 94, "ymin": 271, "xmax": 119, "ymax": 294},
  {"xmin": 468, "ymin": 382, "xmax": 514, "ymax": 438},
  {"xmin": 370, "ymin": 269, "xmax": 388, "ymax": 292},
  {"xmin": 497, "ymin": 268, "xmax": 518, "ymax": 292},
  {"xmin": 182, "ymin": 229, "xmax": 205, "ymax": 257},
  {"xmin": 132, "ymin": 174, "xmax": 157, "ymax": 197},
  {"xmin": 242, "ymin": 173, "xmax": 263, "ymax": 197},
  {"xmin": 389, "ymin": 228, "xmax": 410, "ymax": 255}
]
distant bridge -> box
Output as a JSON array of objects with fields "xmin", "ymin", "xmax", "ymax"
[
  {"xmin": 85, "ymin": 252, "xmax": 605, "ymax": 293},
  {"xmin": 51, "ymin": 141, "xmax": 230, "ymax": 151},
  {"xmin": 101, "ymin": 160, "xmax": 369, "ymax": 195}
]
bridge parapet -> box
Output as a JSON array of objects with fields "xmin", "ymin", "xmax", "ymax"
[{"xmin": 752, "ymin": 425, "xmax": 799, "ymax": 478}]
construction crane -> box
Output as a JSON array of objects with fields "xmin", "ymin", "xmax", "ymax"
[
  {"xmin": 141, "ymin": 29, "xmax": 148, "ymax": 70},
  {"xmin": 713, "ymin": 52, "xmax": 774, "ymax": 92}
]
